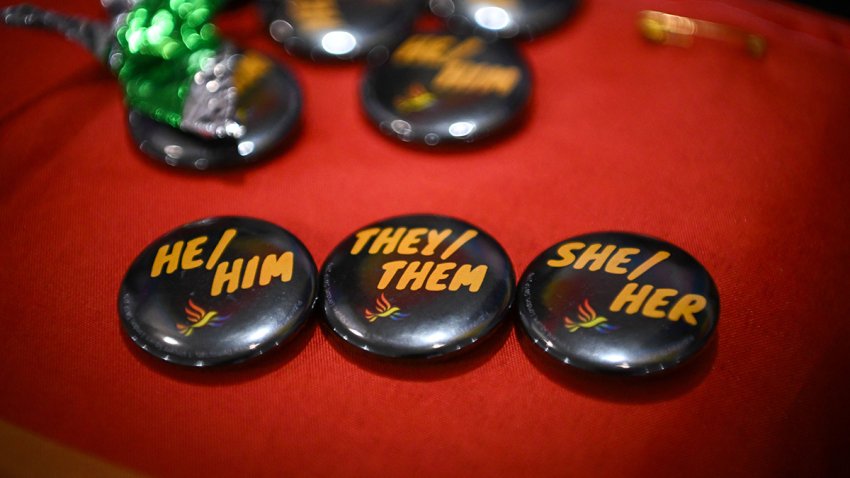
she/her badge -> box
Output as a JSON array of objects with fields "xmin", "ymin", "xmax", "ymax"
[{"xmin": 518, "ymin": 232, "xmax": 719, "ymax": 375}]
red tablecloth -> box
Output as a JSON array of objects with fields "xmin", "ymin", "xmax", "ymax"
[{"xmin": 1, "ymin": 0, "xmax": 849, "ymax": 476}]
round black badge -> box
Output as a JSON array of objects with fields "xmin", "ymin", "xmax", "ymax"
[
  {"xmin": 321, "ymin": 215, "xmax": 515, "ymax": 359},
  {"xmin": 518, "ymin": 232, "xmax": 719, "ymax": 375},
  {"xmin": 128, "ymin": 50, "xmax": 302, "ymax": 171},
  {"xmin": 360, "ymin": 31, "xmax": 532, "ymax": 146},
  {"xmin": 430, "ymin": 0, "xmax": 579, "ymax": 40},
  {"xmin": 260, "ymin": 0, "xmax": 420, "ymax": 61},
  {"xmin": 118, "ymin": 217, "xmax": 318, "ymax": 366}
]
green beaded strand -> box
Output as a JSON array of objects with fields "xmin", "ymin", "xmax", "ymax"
[{"xmin": 113, "ymin": 0, "xmax": 225, "ymax": 128}]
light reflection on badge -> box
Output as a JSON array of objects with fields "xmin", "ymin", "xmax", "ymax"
[
  {"xmin": 430, "ymin": 0, "xmax": 579, "ymax": 40},
  {"xmin": 259, "ymin": 0, "xmax": 419, "ymax": 61},
  {"xmin": 361, "ymin": 32, "xmax": 532, "ymax": 147}
]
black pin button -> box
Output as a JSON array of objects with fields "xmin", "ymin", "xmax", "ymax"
[
  {"xmin": 361, "ymin": 31, "xmax": 532, "ymax": 146},
  {"xmin": 118, "ymin": 217, "xmax": 317, "ymax": 366},
  {"xmin": 430, "ymin": 0, "xmax": 579, "ymax": 40},
  {"xmin": 260, "ymin": 0, "xmax": 420, "ymax": 61},
  {"xmin": 518, "ymin": 232, "xmax": 719, "ymax": 375},
  {"xmin": 321, "ymin": 214, "xmax": 515, "ymax": 359},
  {"xmin": 129, "ymin": 50, "xmax": 302, "ymax": 171}
]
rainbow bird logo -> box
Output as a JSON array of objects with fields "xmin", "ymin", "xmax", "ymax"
[
  {"xmin": 177, "ymin": 299, "xmax": 229, "ymax": 336},
  {"xmin": 393, "ymin": 83, "xmax": 437, "ymax": 113},
  {"xmin": 564, "ymin": 299, "xmax": 618, "ymax": 334},
  {"xmin": 364, "ymin": 294, "xmax": 409, "ymax": 322}
]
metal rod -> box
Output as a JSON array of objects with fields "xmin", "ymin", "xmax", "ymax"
[
  {"xmin": 1, "ymin": 4, "xmax": 112, "ymax": 59},
  {"xmin": 638, "ymin": 10, "xmax": 766, "ymax": 58}
]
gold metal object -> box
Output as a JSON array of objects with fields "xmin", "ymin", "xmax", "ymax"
[{"xmin": 638, "ymin": 10, "xmax": 766, "ymax": 58}]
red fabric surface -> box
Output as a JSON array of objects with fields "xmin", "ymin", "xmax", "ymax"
[{"xmin": 1, "ymin": 0, "xmax": 849, "ymax": 476}]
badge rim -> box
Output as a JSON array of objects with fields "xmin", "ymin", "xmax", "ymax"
[
  {"xmin": 359, "ymin": 31, "xmax": 533, "ymax": 147},
  {"xmin": 431, "ymin": 0, "xmax": 581, "ymax": 40},
  {"xmin": 117, "ymin": 216, "xmax": 318, "ymax": 367},
  {"xmin": 126, "ymin": 50, "xmax": 303, "ymax": 171},
  {"xmin": 259, "ymin": 0, "xmax": 420, "ymax": 61},
  {"xmin": 320, "ymin": 213, "xmax": 516, "ymax": 359},
  {"xmin": 517, "ymin": 231, "xmax": 720, "ymax": 376}
]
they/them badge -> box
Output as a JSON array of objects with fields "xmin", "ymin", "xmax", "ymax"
[{"xmin": 321, "ymin": 214, "xmax": 515, "ymax": 359}]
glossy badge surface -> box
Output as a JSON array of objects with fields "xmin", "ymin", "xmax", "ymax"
[
  {"xmin": 518, "ymin": 232, "xmax": 719, "ymax": 375},
  {"xmin": 321, "ymin": 215, "xmax": 515, "ymax": 359},
  {"xmin": 118, "ymin": 217, "xmax": 317, "ymax": 366},
  {"xmin": 260, "ymin": 0, "xmax": 420, "ymax": 61},
  {"xmin": 430, "ymin": 0, "xmax": 579, "ymax": 40},
  {"xmin": 360, "ymin": 32, "xmax": 532, "ymax": 146}
]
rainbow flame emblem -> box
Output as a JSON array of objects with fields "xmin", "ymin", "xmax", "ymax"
[
  {"xmin": 394, "ymin": 83, "xmax": 437, "ymax": 113},
  {"xmin": 564, "ymin": 299, "xmax": 618, "ymax": 334},
  {"xmin": 364, "ymin": 293, "xmax": 409, "ymax": 322},
  {"xmin": 177, "ymin": 299, "xmax": 229, "ymax": 336}
]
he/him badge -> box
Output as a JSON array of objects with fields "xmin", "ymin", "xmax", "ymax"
[
  {"xmin": 118, "ymin": 217, "xmax": 317, "ymax": 366},
  {"xmin": 321, "ymin": 214, "xmax": 515, "ymax": 359},
  {"xmin": 518, "ymin": 232, "xmax": 719, "ymax": 375},
  {"xmin": 360, "ymin": 32, "xmax": 532, "ymax": 147}
]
